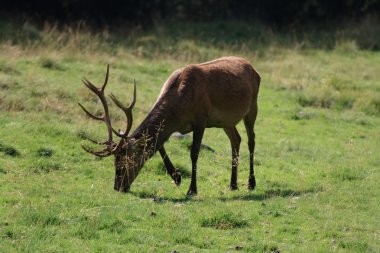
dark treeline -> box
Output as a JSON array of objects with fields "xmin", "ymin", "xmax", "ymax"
[{"xmin": 1, "ymin": 0, "xmax": 380, "ymax": 26}]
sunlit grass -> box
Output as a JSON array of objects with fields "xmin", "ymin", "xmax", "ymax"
[{"xmin": 0, "ymin": 21, "xmax": 379, "ymax": 252}]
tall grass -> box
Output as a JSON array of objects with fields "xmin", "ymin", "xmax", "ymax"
[
  {"xmin": 1, "ymin": 18, "xmax": 380, "ymax": 55},
  {"xmin": 1, "ymin": 19, "xmax": 379, "ymax": 116}
]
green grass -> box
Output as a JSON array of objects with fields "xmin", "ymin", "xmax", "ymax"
[{"xmin": 0, "ymin": 21, "xmax": 379, "ymax": 252}]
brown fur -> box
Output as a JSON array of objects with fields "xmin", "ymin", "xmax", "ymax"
[
  {"xmin": 134, "ymin": 56, "xmax": 260, "ymax": 137},
  {"xmin": 121, "ymin": 56, "xmax": 260, "ymax": 194},
  {"xmin": 80, "ymin": 56, "xmax": 261, "ymax": 194}
]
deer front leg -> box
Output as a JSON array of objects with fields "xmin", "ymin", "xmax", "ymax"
[
  {"xmin": 158, "ymin": 146, "xmax": 181, "ymax": 186},
  {"xmin": 187, "ymin": 125, "xmax": 205, "ymax": 196}
]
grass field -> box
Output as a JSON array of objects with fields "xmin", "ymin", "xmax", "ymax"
[{"xmin": 0, "ymin": 21, "xmax": 379, "ymax": 252}]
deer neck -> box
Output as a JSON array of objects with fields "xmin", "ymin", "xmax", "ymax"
[
  {"xmin": 133, "ymin": 105, "xmax": 176, "ymax": 152},
  {"xmin": 123, "ymin": 102, "xmax": 176, "ymax": 186}
]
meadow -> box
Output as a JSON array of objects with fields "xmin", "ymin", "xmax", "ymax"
[{"xmin": 0, "ymin": 20, "xmax": 379, "ymax": 252}]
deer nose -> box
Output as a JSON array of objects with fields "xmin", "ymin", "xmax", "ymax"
[
  {"xmin": 120, "ymin": 186, "xmax": 130, "ymax": 193},
  {"xmin": 114, "ymin": 179, "xmax": 130, "ymax": 192},
  {"xmin": 114, "ymin": 184, "xmax": 130, "ymax": 192}
]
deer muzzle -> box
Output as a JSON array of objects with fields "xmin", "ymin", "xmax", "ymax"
[{"xmin": 114, "ymin": 176, "xmax": 130, "ymax": 192}]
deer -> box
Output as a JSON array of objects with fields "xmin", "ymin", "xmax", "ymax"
[{"xmin": 79, "ymin": 56, "xmax": 260, "ymax": 195}]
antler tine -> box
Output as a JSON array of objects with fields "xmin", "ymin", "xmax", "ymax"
[
  {"xmin": 81, "ymin": 145, "xmax": 114, "ymax": 157},
  {"xmin": 109, "ymin": 92, "xmax": 133, "ymax": 138},
  {"xmin": 109, "ymin": 93, "xmax": 127, "ymax": 111},
  {"xmin": 109, "ymin": 79, "xmax": 136, "ymax": 110},
  {"xmin": 84, "ymin": 135, "xmax": 110, "ymax": 145},
  {"xmin": 82, "ymin": 78, "xmax": 100, "ymax": 94},
  {"xmin": 108, "ymin": 79, "xmax": 137, "ymax": 138},
  {"xmin": 78, "ymin": 102, "xmax": 103, "ymax": 121},
  {"xmin": 101, "ymin": 64, "xmax": 110, "ymax": 92},
  {"xmin": 129, "ymin": 79, "xmax": 137, "ymax": 109}
]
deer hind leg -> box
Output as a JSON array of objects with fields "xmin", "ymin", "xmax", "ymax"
[
  {"xmin": 223, "ymin": 127, "xmax": 241, "ymax": 190},
  {"xmin": 158, "ymin": 146, "xmax": 181, "ymax": 186},
  {"xmin": 187, "ymin": 124, "xmax": 205, "ymax": 196},
  {"xmin": 244, "ymin": 103, "xmax": 258, "ymax": 190}
]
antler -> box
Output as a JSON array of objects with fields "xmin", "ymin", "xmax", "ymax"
[
  {"xmin": 109, "ymin": 79, "xmax": 136, "ymax": 138},
  {"xmin": 78, "ymin": 65, "xmax": 137, "ymax": 157}
]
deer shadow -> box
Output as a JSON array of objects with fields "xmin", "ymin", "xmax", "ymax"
[
  {"xmin": 218, "ymin": 187, "xmax": 322, "ymax": 202},
  {"xmin": 130, "ymin": 190, "xmax": 196, "ymax": 204}
]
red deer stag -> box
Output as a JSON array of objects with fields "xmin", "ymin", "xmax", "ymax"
[{"xmin": 79, "ymin": 57, "xmax": 260, "ymax": 195}]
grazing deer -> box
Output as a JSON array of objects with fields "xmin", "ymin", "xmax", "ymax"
[{"xmin": 79, "ymin": 57, "xmax": 260, "ymax": 195}]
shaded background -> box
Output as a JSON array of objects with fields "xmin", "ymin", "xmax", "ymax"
[{"xmin": 2, "ymin": 0, "xmax": 380, "ymax": 26}]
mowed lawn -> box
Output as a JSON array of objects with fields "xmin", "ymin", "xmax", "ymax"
[{"xmin": 0, "ymin": 22, "xmax": 380, "ymax": 252}]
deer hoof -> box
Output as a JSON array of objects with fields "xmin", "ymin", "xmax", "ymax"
[
  {"xmin": 173, "ymin": 171, "xmax": 181, "ymax": 186},
  {"xmin": 229, "ymin": 184, "xmax": 238, "ymax": 190},
  {"xmin": 186, "ymin": 188, "xmax": 197, "ymax": 196},
  {"xmin": 248, "ymin": 175, "xmax": 256, "ymax": 190}
]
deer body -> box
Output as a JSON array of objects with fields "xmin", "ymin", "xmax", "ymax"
[{"xmin": 79, "ymin": 56, "xmax": 260, "ymax": 195}]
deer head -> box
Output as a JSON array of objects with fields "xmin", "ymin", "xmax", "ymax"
[{"xmin": 78, "ymin": 65, "xmax": 140, "ymax": 192}]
